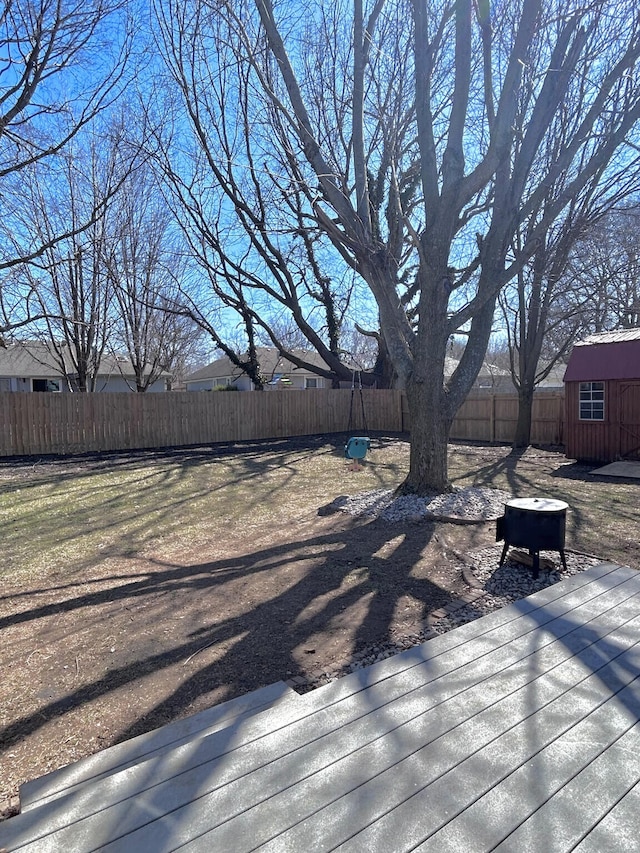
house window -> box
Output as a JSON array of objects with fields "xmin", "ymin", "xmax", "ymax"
[
  {"xmin": 33, "ymin": 378, "xmax": 61, "ymax": 392},
  {"xmin": 579, "ymin": 381, "xmax": 604, "ymax": 420},
  {"xmin": 305, "ymin": 377, "xmax": 318, "ymax": 389}
]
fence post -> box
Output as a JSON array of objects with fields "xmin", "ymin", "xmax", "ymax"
[{"xmin": 490, "ymin": 394, "xmax": 496, "ymax": 442}]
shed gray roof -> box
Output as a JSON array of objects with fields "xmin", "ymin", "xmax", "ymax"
[{"xmin": 578, "ymin": 328, "xmax": 640, "ymax": 345}]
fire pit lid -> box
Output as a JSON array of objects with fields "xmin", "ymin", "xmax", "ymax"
[{"xmin": 505, "ymin": 497, "xmax": 568, "ymax": 513}]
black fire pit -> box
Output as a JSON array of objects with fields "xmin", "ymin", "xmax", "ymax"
[{"xmin": 496, "ymin": 497, "xmax": 569, "ymax": 577}]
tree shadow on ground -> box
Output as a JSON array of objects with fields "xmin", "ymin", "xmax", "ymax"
[
  {"xmin": 550, "ymin": 460, "xmax": 640, "ymax": 486},
  {"xmin": 0, "ymin": 434, "xmax": 408, "ymax": 582},
  {"xmin": 0, "ymin": 512, "xmax": 488, "ymax": 752},
  {"xmin": 459, "ymin": 447, "xmax": 535, "ymax": 495}
]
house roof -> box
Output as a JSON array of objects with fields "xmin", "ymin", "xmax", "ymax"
[
  {"xmin": 188, "ymin": 348, "xmax": 521, "ymax": 386},
  {"xmin": 0, "ymin": 341, "xmax": 170, "ymax": 380},
  {"xmin": 186, "ymin": 347, "xmax": 336, "ymax": 383},
  {"xmin": 564, "ymin": 330, "xmax": 640, "ymax": 382},
  {"xmin": 97, "ymin": 354, "xmax": 171, "ymax": 380},
  {"xmin": 444, "ymin": 357, "xmax": 511, "ymax": 380},
  {"xmin": 0, "ymin": 342, "xmax": 60, "ymax": 378}
]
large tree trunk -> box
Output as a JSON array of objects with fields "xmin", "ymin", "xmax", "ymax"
[
  {"xmin": 394, "ymin": 272, "xmax": 498, "ymax": 494},
  {"xmin": 400, "ymin": 376, "xmax": 453, "ymax": 494},
  {"xmin": 398, "ymin": 288, "xmax": 453, "ymax": 494}
]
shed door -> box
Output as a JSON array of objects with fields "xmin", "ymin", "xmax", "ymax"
[{"xmin": 619, "ymin": 382, "xmax": 640, "ymax": 458}]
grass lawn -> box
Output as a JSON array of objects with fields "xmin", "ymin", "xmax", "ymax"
[
  {"xmin": 0, "ymin": 435, "xmax": 635, "ymax": 579},
  {"xmin": 0, "ymin": 437, "xmax": 407, "ymax": 581}
]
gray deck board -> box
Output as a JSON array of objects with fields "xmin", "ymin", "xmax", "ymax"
[
  {"xmin": 2, "ymin": 563, "xmax": 640, "ymax": 853},
  {"xmin": 184, "ymin": 626, "xmax": 640, "ymax": 852},
  {"xmin": 19, "ymin": 680, "xmax": 299, "ymax": 812},
  {"xmin": 572, "ymin": 781, "xmax": 640, "ymax": 852},
  {"xmin": 488, "ymin": 725, "xmax": 640, "ymax": 852}
]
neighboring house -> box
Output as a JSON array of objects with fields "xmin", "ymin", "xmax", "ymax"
[
  {"xmin": 564, "ymin": 328, "xmax": 640, "ymax": 462},
  {"xmin": 478, "ymin": 364, "xmax": 566, "ymax": 394},
  {"xmin": 185, "ymin": 348, "xmax": 336, "ymax": 391},
  {"xmin": 186, "ymin": 349, "xmax": 563, "ymax": 394},
  {"xmin": 0, "ymin": 343, "xmax": 63, "ymax": 392},
  {"xmin": 445, "ymin": 357, "xmax": 565, "ymax": 394},
  {"xmin": 444, "ymin": 357, "xmax": 515, "ymax": 392},
  {"xmin": 89, "ymin": 354, "xmax": 171, "ymax": 392},
  {"xmin": 534, "ymin": 365, "xmax": 567, "ymax": 391},
  {"xmin": 0, "ymin": 342, "xmax": 170, "ymax": 392}
]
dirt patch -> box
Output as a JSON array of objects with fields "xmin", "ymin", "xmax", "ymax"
[
  {"xmin": 0, "ymin": 512, "xmax": 487, "ymax": 819},
  {"xmin": 0, "ymin": 437, "xmax": 638, "ymax": 820}
]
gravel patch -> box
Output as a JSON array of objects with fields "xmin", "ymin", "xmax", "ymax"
[
  {"xmin": 431, "ymin": 544, "xmax": 603, "ymax": 634},
  {"xmin": 332, "ymin": 485, "xmax": 513, "ymax": 523}
]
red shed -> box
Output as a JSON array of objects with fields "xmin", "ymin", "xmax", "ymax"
[{"xmin": 564, "ymin": 329, "xmax": 640, "ymax": 462}]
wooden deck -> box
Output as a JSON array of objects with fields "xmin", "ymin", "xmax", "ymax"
[{"xmin": 2, "ymin": 562, "xmax": 640, "ymax": 852}]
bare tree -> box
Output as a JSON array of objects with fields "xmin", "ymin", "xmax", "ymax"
[
  {"xmin": 104, "ymin": 162, "xmax": 194, "ymax": 391},
  {"xmin": 12, "ymin": 133, "xmax": 127, "ymax": 390},
  {"xmin": 501, "ymin": 203, "xmax": 640, "ymax": 447},
  {"xmin": 568, "ymin": 207, "xmax": 640, "ymax": 331},
  {"xmin": 0, "ymin": 0, "xmax": 134, "ymax": 341},
  {"xmin": 151, "ymin": 0, "xmax": 382, "ymax": 390},
  {"xmin": 155, "ymin": 0, "xmax": 640, "ymax": 491},
  {"xmin": 157, "ymin": 311, "xmax": 211, "ymax": 390},
  {"xmin": 497, "ymin": 43, "xmax": 640, "ymax": 448},
  {"xmin": 501, "ymin": 239, "xmax": 583, "ymax": 448},
  {"xmin": 502, "ymin": 182, "xmax": 640, "ymax": 448}
]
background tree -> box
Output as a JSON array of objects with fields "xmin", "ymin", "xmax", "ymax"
[
  {"xmin": 0, "ymin": 0, "xmax": 133, "ymax": 265},
  {"xmin": 501, "ymin": 184, "xmax": 640, "ymax": 448},
  {"xmin": 567, "ymin": 207, "xmax": 640, "ymax": 332},
  {"xmin": 156, "ymin": 310, "xmax": 211, "ymax": 389},
  {"xmin": 497, "ymin": 48, "xmax": 640, "ymax": 449},
  {"xmin": 104, "ymin": 161, "xmax": 195, "ymax": 391},
  {"xmin": 151, "ymin": 0, "xmax": 383, "ymax": 390},
  {"xmin": 13, "ymin": 133, "xmax": 126, "ymax": 390},
  {"xmin": 0, "ymin": 0, "xmax": 134, "ymax": 341}
]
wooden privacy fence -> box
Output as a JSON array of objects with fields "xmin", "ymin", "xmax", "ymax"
[
  {"xmin": 448, "ymin": 391, "xmax": 565, "ymax": 445},
  {"xmin": 0, "ymin": 389, "xmax": 401, "ymax": 457},
  {"xmin": 0, "ymin": 389, "xmax": 565, "ymax": 457}
]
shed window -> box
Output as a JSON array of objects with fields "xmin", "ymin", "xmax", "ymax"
[
  {"xmin": 579, "ymin": 381, "xmax": 604, "ymax": 420},
  {"xmin": 305, "ymin": 377, "xmax": 318, "ymax": 389}
]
